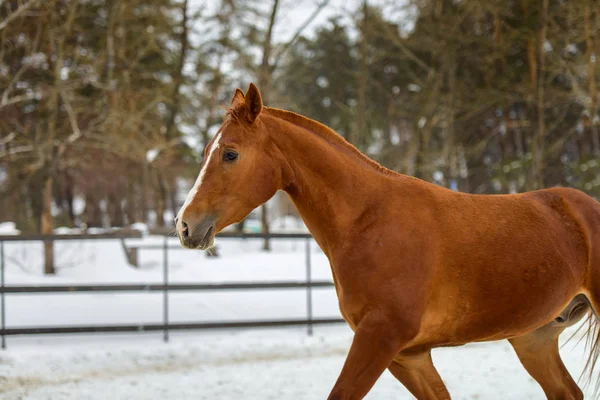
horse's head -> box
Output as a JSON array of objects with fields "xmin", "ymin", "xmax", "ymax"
[{"xmin": 175, "ymin": 83, "xmax": 284, "ymax": 249}]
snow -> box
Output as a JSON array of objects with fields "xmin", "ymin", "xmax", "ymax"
[
  {"xmin": 72, "ymin": 196, "xmax": 86, "ymax": 216},
  {"xmin": 54, "ymin": 227, "xmax": 80, "ymax": 234},
  {"xmin": 0, "ymin": 222, "xmax": 20, "ymax": 235},
  {"xmin": 146, "ymin": 149, "xmax": 160, "ymax": 164},
  {"xmin": 130, "ymin": 222, "xmax": 150, "ymax": 234},
  {"xmin": 0, "ymin": 326, "xmax": 596, "ymax": 399},
  {"xmin": 0, "ymin": 233, "xmax": 597, "ymax": 398}
]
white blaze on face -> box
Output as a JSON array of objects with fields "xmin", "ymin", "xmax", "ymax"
[{"xmin": 180, "ymin": 131, "xmax": 223, "ymax": 212}]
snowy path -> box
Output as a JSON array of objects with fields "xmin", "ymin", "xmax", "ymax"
[{"xmin": 0, "ymin": 325, "xmax": 596, "ymax": 399}]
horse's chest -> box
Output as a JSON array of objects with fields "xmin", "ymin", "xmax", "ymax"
[
  {"xmin": 327, "ymin": 268, "xmax": 365, "ymax": 330},
  {"xmin": 336, "ymin": 294, "xmax": 368, "ymax": 331},
  {"xmin": 330, "ymin": 263, "xmax": 391, "ymax": 330}
]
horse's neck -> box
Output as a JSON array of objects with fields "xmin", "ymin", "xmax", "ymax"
[{"xmin": 263, "ymin": 113, "xmax": 389, "ymax": 254}]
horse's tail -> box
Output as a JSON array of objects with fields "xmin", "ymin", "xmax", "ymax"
[
  {"xmin": 579, "ymin": 309, "xmax": 600, "ymax": 395},
  {"xmin": 580, "ymin": 210, "xmax": 600, "ymax": 397}
]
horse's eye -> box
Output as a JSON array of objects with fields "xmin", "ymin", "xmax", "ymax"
[{"xmin": 223, "ymin": 150, "xmax": 238, "ymax": 162}]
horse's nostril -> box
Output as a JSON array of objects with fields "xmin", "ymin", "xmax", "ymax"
[{"xmin": 181, "ymin": 220, "xmax": 189, "ymax": 238}]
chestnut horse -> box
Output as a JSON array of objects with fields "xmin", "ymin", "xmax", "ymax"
[{"xmin": 176, "ymin": 83, "xmax": 600, "ymax": 399}]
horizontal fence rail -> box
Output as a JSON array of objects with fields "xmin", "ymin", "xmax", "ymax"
[
  {"xmin": 1, "ymin": 318, "xmax": 344, "ymax": 336},
  {"xmin": 0, "ymin": 231, "xmax": 312, "ymax": 242},
  {"xmin": 147, "ymin": 229, "xmax": 313, "ymax": 240},
  {"xmin": 0, "ymin": 230, "xmax": 143, "ymax": 241},
  {"xmin": 1, "ymin": 281, "xmax": 336, "ymax": 293},
  {"xmin": 0, "ymin": 232, "xmax": 344, "ymax": 348}
]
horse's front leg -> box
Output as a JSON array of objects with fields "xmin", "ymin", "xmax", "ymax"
[{"xmin": 328, "ymin": 310, "xmax": 417, "ymax": 400}]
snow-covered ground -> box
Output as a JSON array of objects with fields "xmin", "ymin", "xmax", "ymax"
[
  {"xmin": 0, "ymin": 234, "xmax": 597, "ymax": 399},
  {"xmin": 0, "ymin": 326, "xmax": 596, "ymax": 399}
]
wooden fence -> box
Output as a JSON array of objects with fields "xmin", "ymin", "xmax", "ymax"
[{"xmin": 0, "ymin": 231, "xmax": 343, "ymax": 349}]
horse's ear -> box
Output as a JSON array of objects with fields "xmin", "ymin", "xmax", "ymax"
[
  {"xmin": 231, "ymin": 88, "xmax": 245, "ymax": 109},
  {"xmin": 245, "ymin": 83, "xmax": 262, "ymax": 122}
]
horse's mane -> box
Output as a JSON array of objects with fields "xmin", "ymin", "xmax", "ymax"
[{"xmin": 262, "ymin": 107, "xmax": 399, "ymax": 178}]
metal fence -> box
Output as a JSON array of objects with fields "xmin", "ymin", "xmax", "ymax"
[{"xmin": 0, "ymin": 231, "xmax": 344, "ymax": 349}]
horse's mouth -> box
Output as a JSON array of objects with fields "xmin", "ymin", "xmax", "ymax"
[{"xmin": 197, "ymin": 225, "xmax": 215, "ymax": 250}]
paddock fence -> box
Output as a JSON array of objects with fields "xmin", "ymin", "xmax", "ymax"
[{"xmin": 0, "ymin": 231, "xmax": 344, "ymax": 349}]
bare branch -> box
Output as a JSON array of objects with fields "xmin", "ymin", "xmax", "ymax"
[
  {"xmin": 1, "ymin": 21, "xmax": 42, "ymax": 106},
  {"xmin": 60, "ymin": 90, "xmax": 83, "ymax": 144},
  {"xmin": 376, "ymin": 18, "xmax": 431, "ymax": 73},
  {"xmin": 0, "ymin": 0, "xmax": 40, "ymax": 31},
  {"xmin": 0, "ymin": 92, "xmax": 37, "ymax": 108},
  {"xmin": 271, "ymin": 0, "xmax": 330, "ymax": 71},
  {"xmin": 0, "ymin": 145, "xmax": 34, "ymax": 160},
  {"xmin": 1, "ymin": 63, "xmax": 30, "ymax": 105},
  {"xmin": 0, "ymin": 132, "xmax": 16, "ymax": 145}
]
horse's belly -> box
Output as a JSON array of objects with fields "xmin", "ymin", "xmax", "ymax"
[
  {"xmin": 412, "ymin": 249, "xmax": 585, "ymax": 349},
  {"xmin": 407, "ymin": 294, "xmax": 577, "ymax": 352}
]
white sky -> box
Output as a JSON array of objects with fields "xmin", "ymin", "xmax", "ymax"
[{"xmin": 188, "ymin": 0, "xmax": 410, "ymax": 43}]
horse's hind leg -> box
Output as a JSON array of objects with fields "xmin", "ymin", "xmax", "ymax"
[
  {"xmin": 508, "ymin": 295, "xmax": 589, "ymax": 400},
  {"xmin": 510, "ymin": 333, "xmax": 582, "ymax": 400},
  {"xmin": 387, "ymin": 352, "xmax": 450, "ymax": 400}
]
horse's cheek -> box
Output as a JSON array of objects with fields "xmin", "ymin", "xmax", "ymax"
[{"xmin": 251, "ymin": 164, "xmax": 280, "ymax": 204}]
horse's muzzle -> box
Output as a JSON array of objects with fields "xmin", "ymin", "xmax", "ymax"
[{"xmin": 177, "ymin": 214, "xmax": 216, "ymax": 250}]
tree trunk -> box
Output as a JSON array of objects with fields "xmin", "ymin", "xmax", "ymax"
[
  {"xmin": 353, "ymin": 0, "xmax": 368, "ymax": 149},
  {"xmin": 415, "ymin": 126, "xmax": 432, "ymax": 180},
  {"xmin": 13, "ymin": 184, "xmax": 31, "ymax": 233},
  {"xmin": 126, "ymin": 180, "xmax": 141, "ymax": 225},
  {"xmin": 64, "ymin": 172, "xmax": 76, "ymax": 226},
  {"xmin": 165, "ymin": 0, "xmax": 188, "ymax": 141},
  {"xmin": 108, "ymin": 193, "xmax": 124, "ymax": 227},
  {"xmin": 41, "ymin": 172, "xmax": 55, "ymax": 275},
  {"xmin": 404, "ymin": 127, "xmax": 419, "ymax": 177},
  {"xmin": 528, "ymin": 0, "xmax": 548, "ymax": 190},
  {"xmin": 585, "ymin": 4, "xmax": 600, "ymax": 156},
  {"xmin": 445, "ymin": 56, "xmax": 458, "ymax": 190},
  {"xmin": 168, "ymin": 179, "xmax": 179, "ymax": 225},
  {"xmin": 85, "ymin": 193, "xmax": 103, "ymax": 228},
  {"xmin": 142, "ymin": 163, "xmax": 150, "ymax": 225},
  {"xmin": 40, "ymin": 0, "xmax": 78, "ymax": 274},
  {"xmin": 155, "ymin": 170, "xmax": 167, "ymax": 228}
]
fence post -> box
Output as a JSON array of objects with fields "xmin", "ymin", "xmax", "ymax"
[
  {"xmin": 1, "ymin": 240, "xmax": 5, "ymax": 349},
  {"xmin": 163, "ymin": 235, "xmax": 169, "ymax": 343},
  {"xmin": 306, "ymin": 238, "xmax": 313, "ymax": 336}
]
